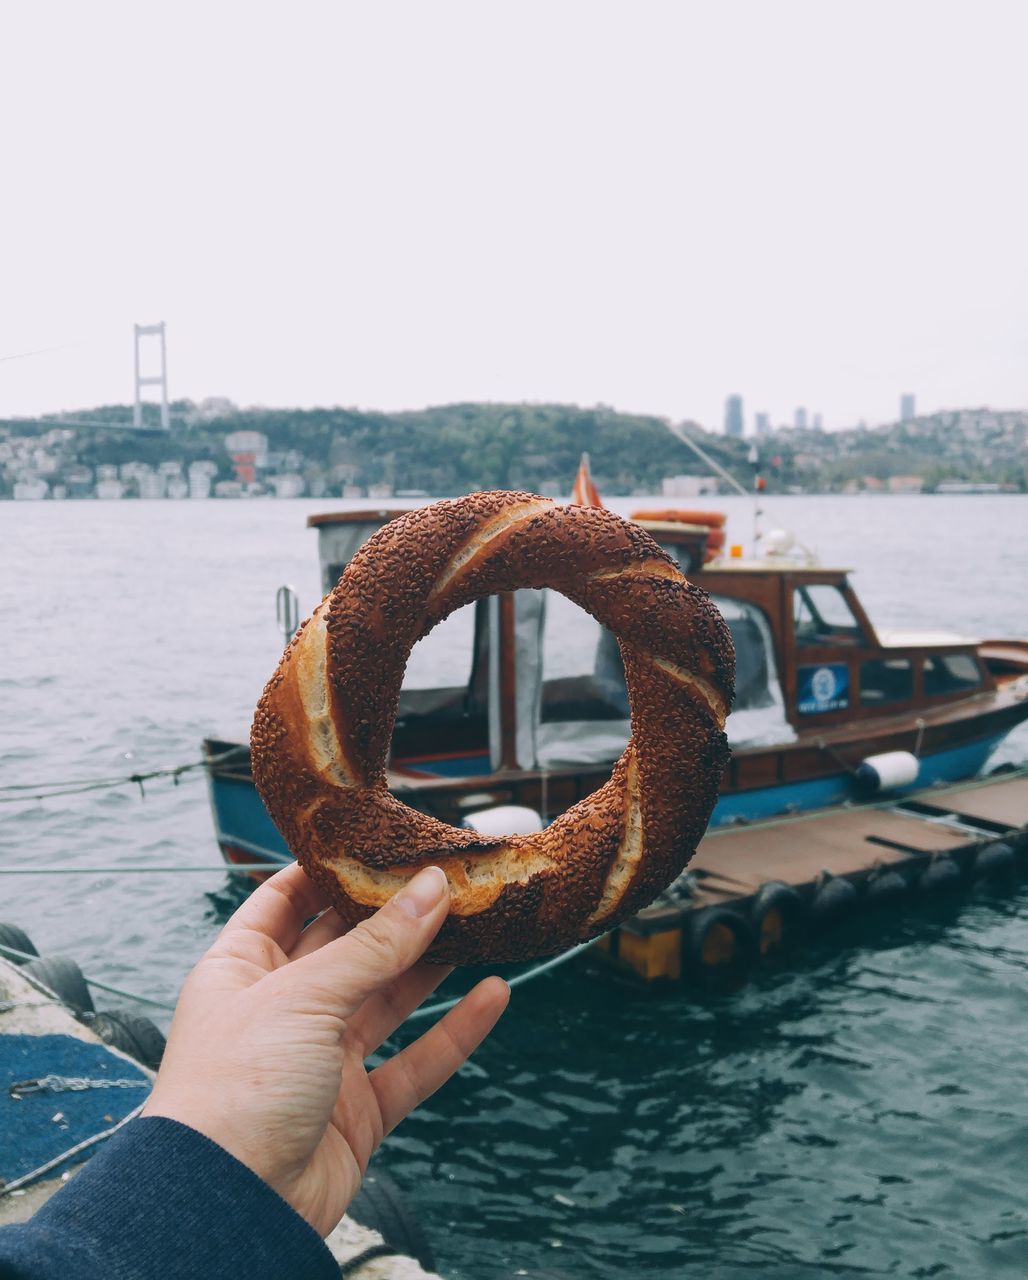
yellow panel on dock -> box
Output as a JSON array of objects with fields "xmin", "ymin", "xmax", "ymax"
[{"xmin": 617, "ymin": 929, "xmax": 682, "ymax": 981}]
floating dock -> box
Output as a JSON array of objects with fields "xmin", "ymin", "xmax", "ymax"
[{"xmin": 597, "ymin": 768, "xmax": 1028, "ymax": 984}]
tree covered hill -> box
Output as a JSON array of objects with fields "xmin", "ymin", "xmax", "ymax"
[
  {"xmin": 2, "ymin": 400, "xmax": 1025, "ymax": 495},
  {"xmin": 3, "ymin": 402, "xmax": 744, "ymax": 495}
]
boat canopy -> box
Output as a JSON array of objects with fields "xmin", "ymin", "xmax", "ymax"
[
  {"xmin": 309, "ymin": 507, "xmax": 796, "ymax": 776},
  {"xmin": 400, "ymin": 585, "xmax": 794, "ymax": 773}
]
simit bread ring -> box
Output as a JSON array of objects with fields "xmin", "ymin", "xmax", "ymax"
[{"xmin": 251, "ymin": 491, "xmax": 734, "ymax": 964}]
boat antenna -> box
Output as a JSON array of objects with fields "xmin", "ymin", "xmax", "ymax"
[{"xmin": 665, "ymin": 422, "xmax": 761, "ymax": 554}]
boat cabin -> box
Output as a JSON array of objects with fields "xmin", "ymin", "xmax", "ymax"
[
  {"xmin": 199, "ymin": 504, "xmax": 1028, "ymax": 871},
  {"xmin": 307, "ymin": 508, "xmax": 1002, "ymax": 797}
]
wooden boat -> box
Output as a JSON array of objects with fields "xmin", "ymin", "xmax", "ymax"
[{"xmin": 203, "ymin": 505, "xmax": 1028, "ymax": 872}]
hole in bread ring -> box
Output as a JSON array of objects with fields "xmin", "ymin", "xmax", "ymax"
[{"xmin": 251, "ymin": 491, "xmax": 735, "ymax": 965}]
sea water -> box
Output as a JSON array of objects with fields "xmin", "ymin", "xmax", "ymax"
[{"xmin": 2, "ymin": 494, "xmax": 1027, "ymax": 1278}]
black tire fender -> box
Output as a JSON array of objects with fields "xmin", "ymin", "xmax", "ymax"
[
  {"xmin": 809, "ymin": 874, "xmax": 858, "ymax": 932},
  {"xmin": 865, "ymin": 868, "xmax": 908, "ymax": 904},
  {"xmin": 918, "ymin": 856, "xmax": 962, "ymax": 893},
  {"xmin": 21, "ymin": 956, "xmax": 95, "ymax": 1014},
  {"xmin": 973, "ymin": 841, "xmax": 1016, "ymax": 884},
  {"xmin": 85, "ymin": 1009, "xmax": 166, "ymax": 1070},
  {"xmin": 686, "ymin": 907, "xmax": 757, "ymax": 986},
  {"xmin": 0, "ymin": 923, "xmax": 40, "ymax": 965},
  {"xmin": 749, "ymin": 881, "xmax": 806, "ymax": 957},
  {"xmin": 347, "ymin": 1174, "xmax": 436, "ymax": 1272}
]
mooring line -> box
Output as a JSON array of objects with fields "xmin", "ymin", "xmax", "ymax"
[
  {"xmin": 0, "ymin": 746, "xmax": 249, "ymax": 804},
  {"xmin": 0, "ymin": 934, "xmax": 593, "ymax": 1023},
  {"xmin": 0, "ymin": 864, "xmax": 280, "ymax": 875}
]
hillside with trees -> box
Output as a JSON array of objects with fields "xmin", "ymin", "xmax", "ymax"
[{"xmin": 2, "ymin": 401, "xmax": 1025, "ymax": 498}]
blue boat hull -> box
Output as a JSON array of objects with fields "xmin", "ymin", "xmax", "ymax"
[
  {"xmin": 709, "ymin": 734, "xmax": 1004, "ymax": 827},
  {"xmin": 206, "ymin": 734, "xmax": 1006, "ymax": 867}
]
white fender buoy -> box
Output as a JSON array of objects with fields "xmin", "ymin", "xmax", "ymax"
[
  {"xmin": 461, "ymin": 804, "xmax": 544, "ymax": 836},
  {"xmin": 853, "ymin": 750, "xmax": 920, "ymax": 797}
]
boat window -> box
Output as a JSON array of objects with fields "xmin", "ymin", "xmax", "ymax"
[
  {"xmin": 538, "ymin": 593, "xmax": 782, "ymax": 720},
  {"xmin": 531, "ymin": 592, "xmax": 631, "ymax": 769},
  {"xmin": 391, "ymin": 598, "xmax": 491, "ymax": 775},
  {"xmin": 710, "ymin": 595, "xmax": 796, "ymax": 745},
  {"xmin": 711, "ymin": 596, "xmax": 777, "ymax": 712},
  {"xmin": 533, "ymin": 590, "xmax": 795, "ymax": 764},
  {"xmin": 540, "ymin": 593, "xmax": 628, "ymax": 723},
  {"xmin": 404, "ymin": 603, "xmax": 477, "ymax": 690},
  {"xmin": 923, "ymin": 652, "xmax": 981, "ymax": 696},
  {"xmin": 793, "ymin": 585, "xmax": 865, "ymax": 646},
  {"xmin": 394, "ymin": 601, "xmax": 489, "ymax": 735},
  {"xmin": 860, "ymin": 657, "xmax": 913, "ymax": 705}
]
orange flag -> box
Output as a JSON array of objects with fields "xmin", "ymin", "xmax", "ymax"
[{"xmin": 572, "ymin": 452, "xmax": 602, "ymax": 507}]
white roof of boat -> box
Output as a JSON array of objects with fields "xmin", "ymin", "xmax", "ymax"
[
  {"xmin": 700, "ymin": 559, "xmax": 851, "ymax": 573},
  {"xmin": 877, "ymin": 628, "xmax": 980, "ymax": 647}
]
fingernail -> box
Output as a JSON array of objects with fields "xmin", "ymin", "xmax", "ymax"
[{"xmin": 395, "ymin": 866, "xmax": 448, "ymax": 919}]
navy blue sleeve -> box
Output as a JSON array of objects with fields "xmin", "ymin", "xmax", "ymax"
[{"xmin": 0, "ymin": 1116, "xmax": 338, "ymax": 1280}]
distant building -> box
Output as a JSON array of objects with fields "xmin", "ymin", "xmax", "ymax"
[
  {"xmin": 270, "ymin": 474, "xmax": 306, "ymax": 499},
  {"xmin": 754, "ymin": 412, "xmax": 770, "ymax": 437},
  {"xmin": 812, "ymin": 413, "xmax": 823, "ymax": 431},
  {"xmin": 64, "ymin": 465, "xmax": 93, "ymax": 498},
  {"xmin": 139, "ymin": 472, "xmax": 167, "ymax": 500},
  {"xmin": 794, "ymin": 407, "xmax": 808, "ymax": 430},
  {"xmin": 900, "ymin": 393, "xmax": 916, "ymax": 422},
  {"xmin": 188, "ymin": 461, "xmax": 215, "ymax": 499},
  {"xmin": 225, "ymin": 430, "xmax": 269, "ymax": 485},
  {"xmin": 887, "ymin": 475, "xmax": 924, "ymax": 494},
  {"xmin": 661, "ymin": 475, "xmax": 719, "ymax": 498},
  {"xmin": 195, "ymin": 396, "xmax": 237, "ymax": 422},
  {"xmin": 935, "ymin": 481, "xmax": 1006, "ymax": 494},
  {"xmin": 724, "ymin": 395, "xmax": 744, "ymax": 438},
  {"xmin": 32, "ymin": 449, "xmax": 58, "ymax": 476}
]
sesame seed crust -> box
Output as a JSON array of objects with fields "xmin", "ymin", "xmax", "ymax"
[{"xmin": 251, "ymin": 492, "xmax": 734, "ymax": 964}]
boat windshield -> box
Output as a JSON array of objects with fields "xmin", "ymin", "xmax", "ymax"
[
  {"xmin": 533, "ymin": 590, "xmax": 794, "ymax": 766},
  {"xmin": 794, "ymin": 584, "xmax": 865, "ymax": 645},
  {"xmin": 390, "ymin": 583, "xmax": 798, "ymax": 774}
]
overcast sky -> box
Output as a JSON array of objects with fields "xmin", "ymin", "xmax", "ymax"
[{"xmin": 2, "ymin": 1, "xmax": 1025, "ymax": 433}]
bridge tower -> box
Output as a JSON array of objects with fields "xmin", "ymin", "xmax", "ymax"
[{"xmin": 133, "ymin": 321, "xmax": 170, "ymax": 429}]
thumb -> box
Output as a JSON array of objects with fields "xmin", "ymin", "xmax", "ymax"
[{"xmin": 284, "ymin": 866, "xmax": 451, "ymax": 1016}]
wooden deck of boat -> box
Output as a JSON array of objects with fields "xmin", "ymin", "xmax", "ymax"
[{"xmin": 601, "ymin": 769, "xmax": 1028, "ymax": 980}]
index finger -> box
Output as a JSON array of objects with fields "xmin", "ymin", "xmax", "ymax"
[{"xmin": 222, "ymin": 861, "xmax": 329, "ymax": 954}]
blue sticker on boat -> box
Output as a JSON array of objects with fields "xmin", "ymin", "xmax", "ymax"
[{"xmin": 797, "ymin": 663, "xmax": 849, "ymax": 714}]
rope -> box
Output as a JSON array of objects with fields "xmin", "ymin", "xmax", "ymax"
[
  {"xmin": 0, "ymin": 1103, "xmax": 146, "ymax": 1197},
  {"xmin": 405, "ymin": 940, "xmax": 592, "ymax": 1022},
  {"xmin": 0, "ymin": 746, "xmax": 249, "ymax": 805},
  {"xmin": 338, "ymin": 1245, "xmax": 400, "ymax": 1277},
  {"xmin": 0, "ymin": 864, "xmax": 280, "ymax": 875},
  {"xmin": 0, "ymin": 942, "xmax": 178, "ymax": 1012},
  {"xmin": 814, "ymin": 735, "xmax": 860, "ymax": 777},
  {"xmin": 0, "ymin": 934, "xmax": 593, "ymax": 1023}
]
